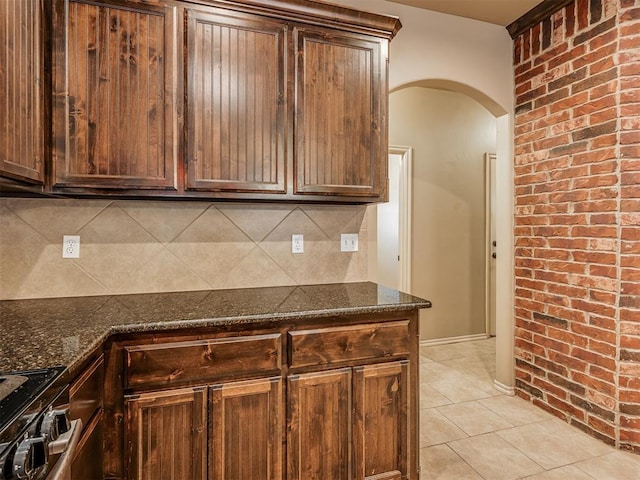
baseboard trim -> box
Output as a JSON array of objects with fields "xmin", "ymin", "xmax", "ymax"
[
  {"xmin": 419, "ymin": 333, "xmax": 489, "ymax": 347},
  {"xmin": 494, "ymin": 379, "xmax": 515, "ymax": 396}
]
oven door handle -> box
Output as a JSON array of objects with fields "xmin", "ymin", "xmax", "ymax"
[{"xmin": 44, "ymin": 419, "xmax": 82, "ymax": 480}]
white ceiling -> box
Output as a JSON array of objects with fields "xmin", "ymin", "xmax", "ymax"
[{"xmin": 386, "ymin": 0, "xmax": 544, "ymax": 26}]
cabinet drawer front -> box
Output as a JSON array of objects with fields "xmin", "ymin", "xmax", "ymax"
[
  {"xmin": 289, "ymin": 321, "xmax": 409, "ymax": 368},
  {"xmin": 124, "ymin": 334, "xmax": 282, "ymax": 389}
]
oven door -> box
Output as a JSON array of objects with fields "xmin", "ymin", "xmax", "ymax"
[{"xmin": 43, "ymin": 420, "xmax": 82, "ymax": 480}]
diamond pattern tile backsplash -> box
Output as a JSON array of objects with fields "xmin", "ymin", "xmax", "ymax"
[{"xmin": 0, "ymin": 198, "xmax": 369, "ymax": 299}]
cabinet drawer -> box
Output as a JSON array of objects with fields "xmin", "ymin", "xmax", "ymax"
[
  {"xmin": 289, "ymin": 321, "xmax": 410, "ymax": 368},
  {"xmin": 124, "ymin": 334, "xmax": 282, "ymax": 389},
  {"xmin": 69, "ymin": 354, "xmax": 104, "ymax": 429}
]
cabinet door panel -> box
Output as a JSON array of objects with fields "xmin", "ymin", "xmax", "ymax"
[
  {"xmin": 125, "ymin": 387, "xmax": 207, "ymax": 480},
  {"xmin": 209, "ymin": 377, "xmax": 283, "ymax": 480},
  {"xmin": 53, "ymin": 0, "xmax": 178, "ymax": 189},
  {"xmin": 294, "ymin": 28, "xmax": 387, "ymax": 199},
  {"xmin": 71, "ymin": 411, "xmax": 103, "ymax": 480},
  {"xmin": 288, "ymin": 368, "xmax": 352, "ymax": 480},
  {"xmin": 0, "ymin": 0, "xmax": 44, "ymax": 184},
  {"xmin": 186, "ymin": 9, "xmax": 286, "ymax": 193},
  {"xmin": 353, "ymin": 361, "xmax": 409, "ymax": 480}
]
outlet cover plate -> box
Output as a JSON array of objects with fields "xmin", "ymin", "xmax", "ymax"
[
  {"xmin": 63, "ymin": 235, "xmax": 80, "ymax": 258},
  {"xmin": 341, "ymin": 233, "xmax": 358, "ymax": 252},
  {"xmin": 292, "ymin": 234, "xmax": 304, "ymax": 254}
]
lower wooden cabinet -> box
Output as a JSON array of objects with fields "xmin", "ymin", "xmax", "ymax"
[
  {"xmin": 125, "ymin": 387, "xmax": 208, "ymax": 480},
  {"xmin": 288, "ymin": 362, "xmax": 408, "ymax": 480},
  {"xmin": 69, "ymin": 354, "xmax": 104, "ymax": 480},
  {"xmin": 210, "ymin": 377, "xmax": 283, "ymax": 480},
  {"xmin": 354, "ymin": 361, "xmax": 409, "ymax": 480},
  {"xmin": 123, "ymin": 378, "xmax": 282, "ymax": 480},
  {"xmin": 71, "ymin": 413, "xmax": 104, "ymax": 480},
  {"xmin": 109, "ymin": 313, "xmax": 419, "ymax": 479},
  {"xmin": 288, "ymin": 368, "xmax": 352, "ymax": 479}
]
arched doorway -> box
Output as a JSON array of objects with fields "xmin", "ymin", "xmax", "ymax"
[{"xmin": 379, "ymin": 79, "xmax": 514, "ymax": 394}]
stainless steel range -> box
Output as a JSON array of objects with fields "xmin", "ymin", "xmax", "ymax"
[{"xmin": 0, "ymin": 367, "xmax": 79, "ymax": 480}]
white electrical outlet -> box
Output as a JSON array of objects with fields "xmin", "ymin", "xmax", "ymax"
[
  {"xmin": 63, "ymin": 235, "xmax": 80, "ymax": 258},
  {"xmin": 292, "ymin": 234, "xmax": 304, "ymax": 254},
  {"xmin": 341, "ymin": 233, "xmax": 358, "ymax": 252}
]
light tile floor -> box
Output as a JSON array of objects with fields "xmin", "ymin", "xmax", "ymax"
[{"xmin": 419, "ymin": 337, "xmax": 640, "ymax": 479}]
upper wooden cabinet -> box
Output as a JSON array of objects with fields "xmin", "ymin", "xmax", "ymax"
[
  {"xmin": 185, "ymin": 8, "xmax": 287, "ymax": 194},
  {"xmin": 51, "ymin": 0, "xmax": 179, "ymax": 190},
  {"xmin": 293, "ymin": 27, "xmax": 387, "ymax": 199},
  {"xmin": 0, "ymin": 0, "xmax": 45, "ymax": 186},
  {"xmin": 1, "ymin": 0, "xmax": 400, "ymax": 202}
]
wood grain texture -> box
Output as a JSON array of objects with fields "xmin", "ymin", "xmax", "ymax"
[
  {"xmin": 69, "ymin": 354, "xmax": 104, "ymax": 436},
  {"xmin": 209, "ymin": 377, "xmax": 283, "ymax": 480},
  {"xmin": 124, "ymin": 333, "xmax": 282, "ymax": 389},
  {"xmin": 507, "ymin": 0, "xmax": 574, "ymax": 39},
  {"xmin": 53, "ymin": 0, "xmax": 178, "ymax": 189},
  {"xmin": 125, "ymin": 387, "xmax": 207, "ymax": 480},
  {"xmin": 353, "ymin": 361, "xmax": 408, "ymax": 480},
  {"xmin": 0, "ymin": 0, "xmax": 44, "ymax": 183},
  {"xmin": 104, "ymin": 310, "xmax": 420, "ymax": 478},
  {"xmin": 288, "ymin": 368, "xmax": 352, "ymax": 480},
  {"xmin": 294, "ymin": 27, "xmax": 386, "ymax": 198},
  {"xmin": 186, "ymin": 8, "xmax": 286, "ymax": 193},
  {"xmin": 71, "ymin": 410, "xmax": 104, "ymax": 480},
  {"xmin": 289, "ymin": 321, "xmax": 410, "ymax": 368}
]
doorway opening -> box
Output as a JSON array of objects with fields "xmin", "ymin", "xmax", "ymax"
[
  {"xmin": 378, "ymin": 82, "xmax": 515, "ymax": 395},
  {"xmin": 376, "ymin": 146, "xmax": 412, "ymax": 293}
]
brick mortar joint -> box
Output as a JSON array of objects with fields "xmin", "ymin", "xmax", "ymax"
[{"xmin": 512, "ymin": 0, "xmax": 640, "ymax": 450}]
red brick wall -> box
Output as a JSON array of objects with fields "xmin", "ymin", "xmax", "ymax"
[{"xmin": 513, "ymin": 0, "xmax": 640, "ymax": 453}]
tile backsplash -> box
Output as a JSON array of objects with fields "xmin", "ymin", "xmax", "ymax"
[{"xmin": 0, "ymin": 198, "xmax": 369, "ymax": 300}]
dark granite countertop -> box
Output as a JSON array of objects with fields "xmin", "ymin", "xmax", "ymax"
[{"xmin": 0, "ymin": 282, "xmax": 431, "ymax": 373}]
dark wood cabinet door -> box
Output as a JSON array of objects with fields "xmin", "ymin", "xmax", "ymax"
[
  {"xmin": 209, "ymin": 377, "xmax": 283, "ymax": 480},
  {"xmin": 0, "ymin": 0, "xmax": 45, "ymax": 184},
  {"xmin": 288, "ymin": 368, "xmax": 352, "ymax": 480},
  {"xmin": 353, "ymin": 361, "xmax": 409, "ymax": 480},
  {"xmin": 125, "ymin": 387, "xmax": 207, "ymax": 480},
  {"xmin": 294, "ymin": 28, "xmax": 388, "ymax": 200},
  {"xmin": 185, "ymin": 8, "xmax": 286, "ymax": 193},
  {"xmin": 71, "ymin": 412, "xmax": 103, "ymax": 480},
  {"xmin": 52, "ymin": 0, "xmax": 178, "ymax": 190}
]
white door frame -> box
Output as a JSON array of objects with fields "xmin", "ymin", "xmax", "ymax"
[
  {"xmin": 389, "ymin": 146, "xmax": 413, "ymax": 293},
  {"xmin": 485, "ymin": 153, "xmax": 497, "ymax": 336}
]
